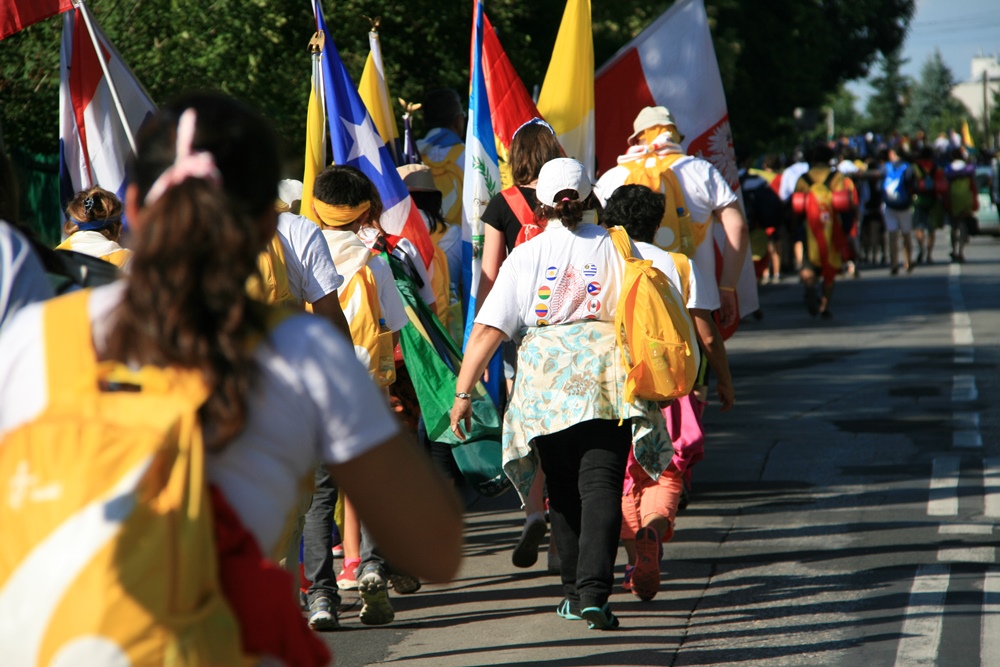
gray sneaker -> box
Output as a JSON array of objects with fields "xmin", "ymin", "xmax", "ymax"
[
  {"xmin": 389, "ymin": 572, "xmax": 422, "ymax": 595},
  {"xmin": 358, "ymin": 564, "xmax": 395, "ymax": 625},
  {"xmin": 308, "ymin": 595, "xmax": 340, "ymax": 631}
]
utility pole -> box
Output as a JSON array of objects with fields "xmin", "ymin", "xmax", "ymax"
[{"xmin": 984, "ymin": 69, "xmax": 993, "ymax": 150}]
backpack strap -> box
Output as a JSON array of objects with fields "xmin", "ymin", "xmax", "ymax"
[
  {"xmin": 671, "ymin": 252, "xmax": 692, "ymax": 304},
  {"xmin": 607, "ymin": 226, "xmax": 634, "ymax": 260},
  {"xmin": 500, "ymin": 187, "xmax": 535, "ymax": 227},
  {"xmin": 43, "ymin": 290, "xmax": 98, "ymax": 400},
  {"xmin": 823, "ymin": 170, "xmax": 837, "ymax": 189},
  {"xmin": 801, "ymin": 172, "xmax": 815, "ymax": 188}
]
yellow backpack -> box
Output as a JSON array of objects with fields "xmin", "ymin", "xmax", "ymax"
[
  {"xmin": 621, "ymin": 153, "xmax": 697, "ymax": 257},
  {"xmin": 0, "ymin": 290, "xmax": 247, "ymax": 666},
  {"xmin": 247, "ymin": 234, "xmax": 297, "ymax": 307},
  {"xmin": 339, "ymin": 257, "xmax": 395, "ymax": 386},
  {"xmin": 608, "ymin": 226, "xmax": 698, "ymax": 405}
]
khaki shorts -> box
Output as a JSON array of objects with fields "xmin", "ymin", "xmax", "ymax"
[{"xmin": 883, "ymin": 207, "xmax": 913, "ymax": 234}]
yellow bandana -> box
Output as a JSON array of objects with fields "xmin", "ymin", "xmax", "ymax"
[{"xmin": 313, "ymin": 200, "xmax": 371, "ymax": 227}]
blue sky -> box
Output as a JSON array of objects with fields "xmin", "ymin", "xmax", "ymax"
[{"xmin": 847, "ymin": 0, "xmax": 1000, "ymax": 109}]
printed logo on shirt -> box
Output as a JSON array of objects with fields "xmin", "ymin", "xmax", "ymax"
[
  {"xmin": 537, "ymin": 285, "xmax": 551, "ymax": 301},
  {"xmin": 583, "ymin": 263, "xmax": 598, "ymax": 277},
  {"xmin": 545, "ymin": 266, "xmax": 558, "ymax": 281},
  {"xmin": 536, "ymin": 318, "xmax": 550, "ymax": 326},
  {"xmin": 586, "ymin": 299, "xmax": 601, "ymax": 315},
  {"xmin": 587, "ymin": 281, "xmax": 601, "ymax": 296},
  {"xmin": 535, "ymin": 303, "xmax": 549, "ymax": 318}
]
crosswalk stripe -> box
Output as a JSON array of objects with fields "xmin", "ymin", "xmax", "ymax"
[
  {"xmin": 937, "ymin": 547, "xmax": 996, "ymax": 563},
  {"xmin": 985, "ymin": 459, "xmax": 1000, "ymax": 519},
  {"xmin": 928, "ymin": 457, "xmax": 961, "ymax": 516},
  {"xmin": 952, "ymin": 375, "xmax": 978, "ymax": 402},
  {"xmin": 894, "ymin": 564, "xmax": 950, "ymax": 667},
  {"xmin": 953, "ymin": 431, "xmax": 984, "ymax": 448},
  {"xmin": 983, "ymin": 569, "xmax": 1000, "ymax": 667}
]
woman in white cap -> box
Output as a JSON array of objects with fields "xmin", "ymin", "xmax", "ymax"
[{"xmin": 449, "ymin": 158, "xmax": 670, "ymax": 630}]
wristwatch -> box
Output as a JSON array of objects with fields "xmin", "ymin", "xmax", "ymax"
[{"xmin": 455, "ymin": 392, "xmax": 472, "ymax": 400}]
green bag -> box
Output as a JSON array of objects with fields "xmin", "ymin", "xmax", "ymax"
[{"xmin": 387, "ymin": 254, "xmax": 510, "ymax": 498}]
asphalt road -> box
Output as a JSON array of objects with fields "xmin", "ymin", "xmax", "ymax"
[{"xmin": 319, "ymin": 233, "xmax": 1000, "ymax": 667}]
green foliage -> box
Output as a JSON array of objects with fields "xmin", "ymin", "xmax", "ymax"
[
  {"xmin": 864, "ymin": 48, "xmax": 911, "ymax": 135},
  {"xmin": 901, "ymin": 50, "xmax": 967, "ymax": 138},
  {"xmin": 0, "ymin": 0, "xmax": 916, "ymax": 164},
  {"xmin": 827, "ymin": 86, "xmax": 864, "ymax": 138}
]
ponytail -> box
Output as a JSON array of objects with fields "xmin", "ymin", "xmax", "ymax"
[
  {"xmin": 106, "ymin": 93, "xmax": 279, "ymax": 450},
  {"xmin": 536, "ymin": 189, "xmax": 585, "ymax": 230}
]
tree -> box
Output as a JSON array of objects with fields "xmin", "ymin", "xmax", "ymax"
[
  {"xmin": 827, "ymin": 85, "xmax": 864, "ymax": 139},
  {"xmin": 0, "ymin": 0, "xmax": 915, "ymax": 163},
  {"xmin": 901, "ymin": 50, "xmax": 967, "ymax": 139},
  {"xmin": 865, "ymin": 48, "xmax": 911, "ymax": 135}
]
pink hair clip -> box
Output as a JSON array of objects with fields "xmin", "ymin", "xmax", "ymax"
[{"xmin": 145, "ymin": 108, "xmax": 222, "ymax": 204}]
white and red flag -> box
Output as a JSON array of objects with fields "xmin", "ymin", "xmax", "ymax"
[
  {"xmin": 59, "ymin": 6, "xmax": 155, "ymax": 206},
  {"xmin": 595, "ymin": 0, "xmax": 757, "ymax": 323},
  {"xmin": 0, "ymin": 0, "xmax": 73, "ymax": 41}
]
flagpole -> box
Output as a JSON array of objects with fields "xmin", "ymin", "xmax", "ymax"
[{"xmin": 73, "ymin": 0, "xmax": 138, "ymax": 155}]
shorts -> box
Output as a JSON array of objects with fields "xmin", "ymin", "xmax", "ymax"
[
  {"xmin": 620, "ymin": 464, "xmax": 683, "ymax": 543},
  {"xmin": 883, "ymin": 207, "xmax": 913, "ymax": 234},
  {"xmin": 913, "ymin": 203, "xmax": 944, "ymax": 231}
]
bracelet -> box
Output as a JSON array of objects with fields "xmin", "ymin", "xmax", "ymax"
[
  {"xmin": 455, "ymin": 392, "xmax": 472, "ymax": 400},
  {"xmin": 719, "ymin": 286, "xmax": 736, "ymax": 292}
]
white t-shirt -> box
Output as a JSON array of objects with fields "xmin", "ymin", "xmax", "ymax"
[
  {"xmin": 368, "ymin": 254, "xmax": 408, "ymax": 332},
  {"xmin": 634, "ymin": 241, "xmax": 718, "ymax": 312},
  {"xmin": 277, "ymin": 212, "xmax": 344, "ymax": 304},
  {"xmin": 0, "ymin": 284, "xmax": 399, "ymax": 556},
  {"xmin": 595, "ymin": 155, "xmax": 736, "ymax": 304},
  {"xmin": 475, "ymin": 220, "xmax": 628, "ymax": 340}
]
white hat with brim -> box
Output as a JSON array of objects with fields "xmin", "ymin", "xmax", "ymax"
[
  {"xmin": 627, "ymin": 106, "xmax": 684, "ymax": 145},
  {"xmin": 277, "ymin": 179, "xmax": 304, "ymax": 206},
  {"xmin": 536, "ymin": 158, "xmax": 592, "ymax": 208}
]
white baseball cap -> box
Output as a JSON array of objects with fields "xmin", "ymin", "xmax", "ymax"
[{"xmin": 535, "ymin": 158, "xmax": 592, "ymax": 207}]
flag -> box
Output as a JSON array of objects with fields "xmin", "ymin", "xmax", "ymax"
[
  {"xmin": 961, "ymin": 120, "xmax": 975, "ymax": 150},
  {"xmin": 59, "ymin": 6, "xmax": 154, "ymax": 210},
  {"xmin": 536, "ymin": 0, "xmax": 594, "ymax": 178},
  {"xmin": 300, "ymin": 41, "xmax": 325, "ymax": 225},
  {"xmin": 463, "ymin": 0, "xmax": 503, "ymax": 404},
  {"xmin": 594, "ymin": 0, "xmax": 757, "ymax": 322},
  {"xmin": 480, "ymin": 12, "xmax": 542, "ymax": 153},
  {"xmin": 358, "ymin": 27, "xmax": 400, "ymax": 165},
  {"xmin": 1, "ymin": 0, "xmax": 72, "ymax": 41},
  {"xmin": 311, "ymin": 1, "xmax": 434, "ymax": 269}
]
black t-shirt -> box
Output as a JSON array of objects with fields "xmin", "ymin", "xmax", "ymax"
[{"xmin": 482, "ymin": 186, "xmax": 538, "ymax": 254}]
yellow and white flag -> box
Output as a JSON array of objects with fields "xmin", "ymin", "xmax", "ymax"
[
  {"xmin": 301, "ymin": 45, "xmax": 326, "ymax": 225},
  {"xmin": 537, "ymin": 0, "xmax": 595, "ymax": 179},
  {"xmin": 359, "ymin": 28, "xmax": 400, "ymax": 164}
]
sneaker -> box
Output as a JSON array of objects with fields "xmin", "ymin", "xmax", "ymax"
[
  {"xmin": 622, "ymin": 564, "xmax": 635, "ymax": 593},
  {"xmin": 581, "ymin": 603, "xmax": 620, "ymax": 630},
  {"xmin": 336, "ymin": 558, "xmax": 360, "ymax": 590},
  {"xmin": 511, "ymin": 515, "xmax": 547, "ymax": 568},
  {"xmin": 556, "ymin": 598, "xmax": 582, "ymax": 620},
  {"xmin": 389, "ymin": 573, "xmax": 422, "ymax": 595},
  {"xmin": 331, "ymin": 543, "xmax": 344, "ymax": 558},
  {"xmin": 358, "ymin": 564, "xmax": 395, "ymax": 625},
  {"xmin": 308, "ymin": 596, "xmax": 340, "ymax": 631},
  {"xmin": 631, "ymin": 527, "xmax": 661, "ymax": 601}
]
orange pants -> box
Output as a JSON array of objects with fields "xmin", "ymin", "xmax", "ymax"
[{"xmin": 620, "ymin": 464, "xmax": 684, "ymax": 543}]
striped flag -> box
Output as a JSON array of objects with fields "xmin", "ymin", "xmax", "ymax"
[
  {"xmin": 594, "ymin": 0, "xmax": 758, "ymax": 324},
  {"xmin": 359, "ymin": 26, "xmax": 400, "ymax": 165},
  {"xmin": 311, "ymin": 1, "xmax": 433, "ymax": 268},
  {"xmin": 536, "ymin": 0, "xmax": 594, "ymax": 178},
  {"xmin": 59, "ymin": 6, "xmax": 154, "ymax": 210},
  {"xmin": 1, "ymin": 0, "xmax": 72, "ymax": 41},
  {"xmin": 463, "ymin": 0, "xmax": 502, "ymax": 403}
]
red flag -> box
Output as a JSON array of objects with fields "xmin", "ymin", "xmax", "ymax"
[
  {"xmin": 1, "ymin": 0, "xmax": 73, "ymax": 41},
  {"xmin": 481, "ymin": 13, "xmax": 542, "ymax": 151}
]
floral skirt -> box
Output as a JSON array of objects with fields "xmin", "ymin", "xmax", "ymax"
[{"xmin": 501, "ymin": 320, "xmax": 672, "ymax": 504}]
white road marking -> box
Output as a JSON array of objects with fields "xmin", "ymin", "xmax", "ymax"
[
  {"xmin": 983, "ymin": 569, "xmax": 1000, "ymax": 667},
  {"xmin": 954, "ymin": 348, "xmax": 975, "ymax": 365},
  {"xmin": 953, "ymin": 327, "xmax": 975, "ymax": 346},
  {"xmin": 937, "ymin": 547, "xmax": 997, "ymax": 563},
  {"xmin": 894, "ymin": 564, "xmax": 950, "ymax": 667},
  {"xmin": 928, "ymin": 457, "xmax": 961, "ymax": 516},
  {"xmin": 953, "ymin": 431, "xmax": 984, "ymax": 449},
  {"xmin": 938, "ymin": 524, "xmax": 993, "ymax": 535},
  {"xmin": 985, "ymin": 459, "xmax": 1000, "ymax": 520},
  {"xmin": 954, "ymin": 412, "xmax": 981, "ymax": 430},
  {"xmin": 951, "ymin": 375, "xmax": 978, "ymax": 402}
]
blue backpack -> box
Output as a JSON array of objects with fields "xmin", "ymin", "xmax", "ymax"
[{"xmin": 883, "ymin": 161, "xmax": 911, "ymax": 209}]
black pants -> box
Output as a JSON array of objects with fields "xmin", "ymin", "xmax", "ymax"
[{"xmin": 535, "ymin": 418, "xmax": 631, "ymax": 611}]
